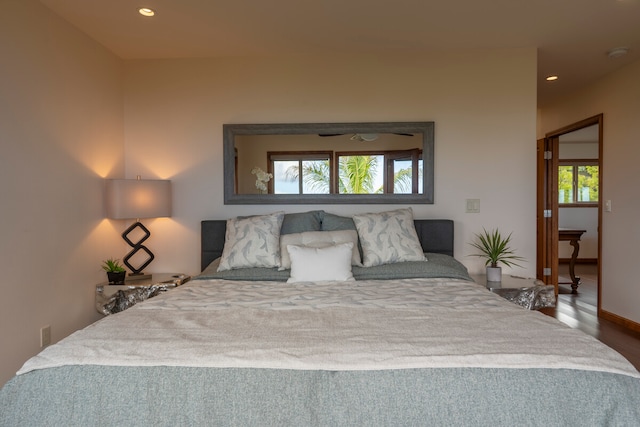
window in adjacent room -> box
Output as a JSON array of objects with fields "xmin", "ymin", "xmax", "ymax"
[{"xmin": 558, "ymin": 160, "xmax": 599, "ymax": 206}]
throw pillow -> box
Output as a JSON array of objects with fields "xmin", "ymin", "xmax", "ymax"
[
  {"xmin": 352, "ymin": 207, "xmax": 426, "ymax": 267},
  {"xmin": 287, "ymin": 242, "xmax": 356, "ymax": 283},
  {"xmin": 217, "ymin": 211, "xmax": 285, "ymax": 271}
]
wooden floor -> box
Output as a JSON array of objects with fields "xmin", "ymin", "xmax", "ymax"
[{"xmin": 540, "ymin": 263, "xmax": 640, "ymax": 371}]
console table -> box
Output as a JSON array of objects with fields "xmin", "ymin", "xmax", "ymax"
[{"xmin": 559, "ymin": 228, "xmax": 586, "ymax": 293}]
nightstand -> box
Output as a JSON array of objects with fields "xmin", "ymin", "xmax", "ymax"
[
  {"xmin": 471, "ymin": 274, "xmax": 556, "ymax": 310},
  {"xmin": 96, "ymin": 273, "xmax": 190, "ymax": 315}
]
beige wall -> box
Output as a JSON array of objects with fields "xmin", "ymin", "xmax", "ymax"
[
  {"xmin": 0, "ymin": 1, "xmax": 125, "ymax": 385},
  {"xmin": 539, "ymin": 59, "xmax": 640, "ymax": 323},
  {"xmin": 123, "ymin": 51, "xmax": 538, "ymax": 278}
]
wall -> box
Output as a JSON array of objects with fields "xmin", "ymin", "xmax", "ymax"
[
  {"xmin": 0, "ymin": 1, "xmax": 124, "ymax": 386},
  {"xmin": 123, "ymin": 50, "xmax": 538, "ymax": 279},
  {"xmin": 539, "ymin": 59, "xmax": 640, "ymax": 324}
]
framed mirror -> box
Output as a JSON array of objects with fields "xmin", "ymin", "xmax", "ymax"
[{"xmin": 224, "ymin": 121, "xmax": 434, "ymax": 204}]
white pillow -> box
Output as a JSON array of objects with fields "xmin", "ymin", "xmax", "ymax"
[
  {"xmin": 279, "ymin": 230, "xmax": 362, "ymax": 270},
  {"xmin": 352, "ymin": 207, "xmax": 426, "ymax": 267},
  {"xmin": 217, "ymin": 212, "xmax": 285, "ymax": 271},
  {"xmin": 286, "ymin": 242, "xmax": 355, "ymax": 283}
]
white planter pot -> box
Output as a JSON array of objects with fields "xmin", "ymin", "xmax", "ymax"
[{"xmin": 486, "ymin": 266, "xmax": 502, "ymax": 282}]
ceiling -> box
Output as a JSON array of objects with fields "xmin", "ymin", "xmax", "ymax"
[{"xmin": 39, "ymin": 0, "xmax": 640, "ymax": 106}]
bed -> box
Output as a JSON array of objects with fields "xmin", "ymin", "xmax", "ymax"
[{"xmin": 2, "ymin": 209, "xmax": 639, "ymax": 426}]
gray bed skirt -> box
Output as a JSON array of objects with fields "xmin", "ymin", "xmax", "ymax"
[{"xmin": 2, "ymin": 365, "xmax": 639, "ymax": 426}]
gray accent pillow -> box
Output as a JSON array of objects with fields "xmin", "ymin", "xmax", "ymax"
[
  {"xmin": 217, "ymin": 211, "xmax": 285, "ymax": 271},
  {"xmin": 281, "ymin": 211, "xmax": 324, "ymax": 235},
  {"xmin": 352, "ymin": 207, "xmax": 426, "ymax": 267},
  {"xmin": 321, "ymin": 212, "xmax": 357, "ymax": 232}
]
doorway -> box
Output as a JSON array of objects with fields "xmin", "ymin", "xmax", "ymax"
[{"xmin": 537, "ymin": 114, "xmax": 603, "ymax": 313}]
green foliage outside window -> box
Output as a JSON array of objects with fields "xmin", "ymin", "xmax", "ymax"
[
  {"xmin": 559, "ymin": 163, "xmax": 598, "ymax": 204},
  {"xmin": 578, "ymin": 166, "xmax": 599, "ymax": 202}
]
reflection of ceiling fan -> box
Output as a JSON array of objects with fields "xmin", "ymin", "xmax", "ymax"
[
  {"xmin": 350, "ymin": 133, "xmax": 379, "ymax": 142},
  {"xmin": 318, "ymin": 133, "xmax": 413, "ymax": 142}
]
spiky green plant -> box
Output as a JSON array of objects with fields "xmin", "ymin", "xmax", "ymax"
[
  {"xmin": 101, "ymin": 258, "xmax": 126, "ymax": 273},
  {"xmin": 469, "ymin": 228, "xmax": 525, "ymax": 268}
]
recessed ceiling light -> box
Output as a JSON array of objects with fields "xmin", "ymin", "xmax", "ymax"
[
  {"xmin": 607, "ymin": 47, "xmax": 629, "ymax": 58},
  {"xmin": 138, "ymin": 8, "xmax": 155, "ymax": 17},
  {"xmin": 546, "ymin": 75, "xmax": 559, "ymax": 81}
]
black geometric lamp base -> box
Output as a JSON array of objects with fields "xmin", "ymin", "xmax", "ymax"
[{"xmin": 121, "ymin": 221, "xmax": 155, "ymax": 279}]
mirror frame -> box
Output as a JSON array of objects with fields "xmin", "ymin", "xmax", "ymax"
[{"xmin": 223, "ymin": 121, "xmax": 434, "ymax": 205}]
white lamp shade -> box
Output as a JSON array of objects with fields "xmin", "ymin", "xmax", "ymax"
[{"xmin": 105, "ymin": 179, "xmax": 172, "ymax": 219}]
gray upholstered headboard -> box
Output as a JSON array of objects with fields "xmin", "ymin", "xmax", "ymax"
[{"xmin": 201, "ymin": 218, "xmax": 454, "ymax": 271}]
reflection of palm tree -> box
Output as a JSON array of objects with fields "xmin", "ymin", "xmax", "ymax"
[
  {"xmin": 338, "ymin": 156, "xmax": 378, "ymax": 194},
  {"xmin": 285, "ymin": 160, "xmax": 330, "ymax": 193},
  {"xmin": 389, "ymin": 168, "xmax": 412, "ymax": 193}
]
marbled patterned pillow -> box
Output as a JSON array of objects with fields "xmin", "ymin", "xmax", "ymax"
[
  {"xmin": 352, "ymin": 207, "xmax": 426, "ymax": 267},
  {"xmin": 217, "ymin": 211, "xmax": 285, "ymax": 271}
]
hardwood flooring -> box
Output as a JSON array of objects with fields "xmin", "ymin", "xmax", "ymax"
[{"xmin": 540, "ymin": 263, "xmax": 640, "ymax": 371}]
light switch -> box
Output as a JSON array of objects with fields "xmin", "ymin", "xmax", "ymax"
[
  {"xmin": 605, "ymin": 200, "xmax": 612, "ymax": 212},
  {"xmin": 466, "ymin": 199, "xmax": 480, "ymax": 213}
]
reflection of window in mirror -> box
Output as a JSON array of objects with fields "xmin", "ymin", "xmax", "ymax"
[
  {"xmin": 336, "ymin": 149, "xmax": 422, "ymax": 194},
  {"xmin": 268, "ymin": 149, "xmax": 423, "ymax": 195},
  {"xmin": 268, "ymin": 152, "xmax": 332, "ymax": 195},
  {"xmin": 558, "ymin": 160, "xmax": 599, "ymax": 205},
  {"xmin": 385, "ymin": 149, "xmax": 422, "ymax": 194}
]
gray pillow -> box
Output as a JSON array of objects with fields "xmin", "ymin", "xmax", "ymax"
[
  {"xmin": 320, "ymin": 212, "xmax": 357, "ymax": 232},
  {"xmin": 281, "ymin": 210, "xmax": 325, "ymax": 235}
]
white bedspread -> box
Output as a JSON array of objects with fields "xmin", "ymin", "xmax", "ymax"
[{"xmin": 18, "ymin": 278, "xmax": 640, "ymax": 378}]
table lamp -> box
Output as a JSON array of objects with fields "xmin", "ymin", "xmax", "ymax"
[{"xmin": 105, "ymin": 176, "xmax": 172, "ymax": 279}]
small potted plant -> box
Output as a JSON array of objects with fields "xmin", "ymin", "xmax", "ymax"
[
  {"xmin": 102, "ymin": 258, "xmax": 126, "ymax": 285},
  {"xmin": 469, "ymin": 228, "xmax": 525, "ymax": 282}
]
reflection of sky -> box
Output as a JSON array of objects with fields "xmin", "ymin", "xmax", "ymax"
[
  {"xmin": 393, "ymin": 159, "xmax": 423, "ymax": 193},
  {"xmin": 273, "ymin": 161, "xmax": 298, "ymax": 194},
  {"xmin": 276, "ymin": 180, "xmax": 299, "ymax": 194}
]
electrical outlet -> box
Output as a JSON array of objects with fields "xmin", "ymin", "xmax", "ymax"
[{"xmin": 40, "ymin": 325, "xmax": 51, "ymax": 348}]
